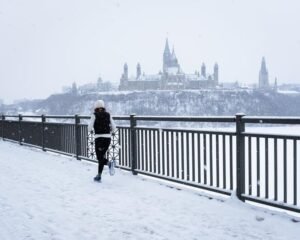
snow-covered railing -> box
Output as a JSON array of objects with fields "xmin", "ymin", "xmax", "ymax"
[{"xmin": 1, "ymin": 114, "xmax": 300, "ymax": 214}]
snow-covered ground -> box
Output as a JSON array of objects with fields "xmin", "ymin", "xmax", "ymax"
[{"xmin": 0, "ymin": 141, "xmax": 300, "ymax": 240}]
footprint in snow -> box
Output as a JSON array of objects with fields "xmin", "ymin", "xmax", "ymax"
[{"xmin": 255, "ymin": 216, "xmax": 265, "ymax": 222}]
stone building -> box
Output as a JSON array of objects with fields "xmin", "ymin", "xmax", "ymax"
[{"xmin": 119, "ymin": 39, "xmax": 219, "ymax": 90}]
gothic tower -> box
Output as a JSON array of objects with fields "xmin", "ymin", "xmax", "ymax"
[
  {"xmin": 274, "ymin": 77, "xmax": 278, "ymax": 92},
  {"xmin": 119, "ymin": 63, "xmax": 129, "ymax": 90},
  {"xmin": 214, "ymin": 63, "xmax": 219, "ymax": 84},
  {"xmin": 123, "ymin": 63, "xmax": 128, "ymax": 80},
  {"xmin": 201, "ymin": 63, "xmax": 206, "ymax": 77},
  {"xmin": 171, "ymin": 47, "xmax": 179, "ymax": 67},
  {"xmin": 163, "ymin": 38, "xmax": 171, "ymax": 73},
  {"xmin": 259, "ymin": 57, "xmax": 269, "ymax": 89},
  {"xmin": 136, "ymin": 63, "xmax": 141, "ymax": 79}
]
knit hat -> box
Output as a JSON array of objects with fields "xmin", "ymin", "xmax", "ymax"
[{"xmin": 94, "ymin": 100, "xmax": 105, "ymax": 109}]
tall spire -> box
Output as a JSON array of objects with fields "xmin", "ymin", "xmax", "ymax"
[
  {"xmin": 259, "ymin": 57, "xmax": 269, "ymax": 89},
  {"xmin": 201, "ymin": 63, "xmax": 206, "ymax": 77},
  {"xmin": 123, "ymin": 63, "xmax": 128, "ymax": 80},
  {"xmin": 164, "ymin": 38, "xmax": 171, "ymax": 55},
  {"xmin": 136, "ymin": 62, "xmax": 141, "ymax": 79},
  {"xmin": 274, "ymin": 77, "xmax": 278, "ymax": 92},
  {"xmin": 171, "ymin": 46, "xmax": 176, "ymax": 59},
  {"xmin": 163, "ymin": 38, "xmax": 171, "ymax": 73},
  {"xmin": 214, "ymin": 63, "xmax": 219, "ymax": 83},
  {"xmin": 260, "ymin": 57, "xmax": 267, "ymax": 73}
]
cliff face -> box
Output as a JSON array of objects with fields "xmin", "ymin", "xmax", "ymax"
[{"xmin": 4, "ymin": 90, "xmax": 300, "ymax": 116}]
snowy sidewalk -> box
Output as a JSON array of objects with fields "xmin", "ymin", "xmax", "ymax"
[{"xmin": 0, "ymin": 141, "xmax": 299, "ymax": 240}]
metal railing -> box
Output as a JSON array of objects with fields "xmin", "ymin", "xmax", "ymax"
[
  {"xmin": 0, "ymin": 114, "xmax": 125, "ymax": 162},
  {"xmin": 1, "ymin": 114, "xmax": 299, "ymax": 213},
  {"xmin": 127, "ymin": 115, "xmax": 237, "ymax": 197},
  {"xmin": 241, "ymin": 116, "xmax": 300, "ymax": 213}
]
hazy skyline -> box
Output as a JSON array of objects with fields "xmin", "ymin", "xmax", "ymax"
[{"xmin": 0, "ymin": 0, "xmax": 300, "ymax": 103}]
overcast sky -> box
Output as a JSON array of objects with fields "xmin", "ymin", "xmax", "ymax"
[{"xmin": 0, "ymin": 0, "xmax": 299, "ymax": 103}]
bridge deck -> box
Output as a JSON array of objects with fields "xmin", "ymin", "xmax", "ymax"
[{"xmin": 0, "ymin": 141, "xmax": 299, "ymax": 240}]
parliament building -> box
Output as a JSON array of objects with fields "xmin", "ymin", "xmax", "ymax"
[{"xmin": 119, "ymin": 39, "xmax": 219, "ymax": 91}]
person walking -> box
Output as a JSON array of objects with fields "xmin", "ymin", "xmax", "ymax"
[{"xmin": 88, "ymin": 100, "xmax": 116, "ymax": 182}]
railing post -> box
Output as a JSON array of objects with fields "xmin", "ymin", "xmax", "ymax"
[
  {"xmin": 41, "ymin": 115, "xmax": 46, "ymax": 151},
  {"xmin": 1, "ymin": 115, "xmax": 5, "ymax": 140},
  {"xmin": 75, "ymin": 115, "xmax": 81, "ymax": 160},
  {"xmin": 130, "ymin": 114, "xmax": 138, "ymax": 175},
  {"xmin": 236, "ymin": 113, "xmax": 246, "ymax": 201},
  {"xmin": 19, "ymin": 114, "xmax": 23, "ymax": 145}
]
